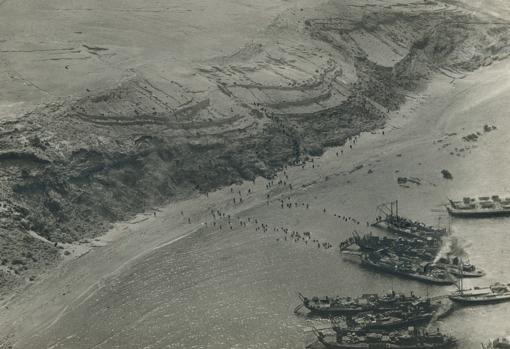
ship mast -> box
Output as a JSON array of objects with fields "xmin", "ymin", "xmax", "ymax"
[{"xmin": 459, "ymin": 259, "xmax": 464, "ymax": 294}]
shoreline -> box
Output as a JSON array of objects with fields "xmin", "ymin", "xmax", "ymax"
[
  {"xmin": 0, "ymin": 55, "xmax": 510, "ymax": 346},
  {"xmin": 4, "ymin": 57, "xmax": 510, "ymax": 346},
  {"xmin": 0, "ymin": 75, "xmax": 423, "ymax": 345}
]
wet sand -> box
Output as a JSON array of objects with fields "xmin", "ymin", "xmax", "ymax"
[{"xmin": 2, "ymin": 59, "xmax": 510, "ymax": 348}]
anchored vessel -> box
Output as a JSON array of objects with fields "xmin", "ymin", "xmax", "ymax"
[
  {"xmin": 340, "ymin": 233, "xmax": 440, "ymax": 261},
  {"xmin": 373, "ymin": 201, "xmax": 446, "ymax": 240},
  {"xmin": 383, "ymin": 214, "xmax": 446, "ymax": 240},
  {"xmin": 360, "ymin": 252, "xmax": 456, "ymax": 285},
  {"xmin": 335, "ymin": 308, "xmax": 434, "ymax": 331},
  {"xmin": 447, "ymin": 196, "xmax": 510, "ymax": 218},
  {"xmin": 314, "ymin": 327, "xmax": 457, "ymax": 349},
  {"xmin": 341, "ymin": 234, "xmax": 483, "ymax": 279},
  {"xmin": 434, "ymin": 257, "xmax": 485, "ymax": 278},
  {"xmin": 296, "ymin": 292, "xmax": 421, "ymax": 316},
  {"xmin": 450, "ymin": 282, "xmax": 510, "ymax": 304}
]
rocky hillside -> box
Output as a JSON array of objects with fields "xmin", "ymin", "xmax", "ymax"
[{"xmin": 0, "ymin": 0, "xmax": 509, "ymax": 289}]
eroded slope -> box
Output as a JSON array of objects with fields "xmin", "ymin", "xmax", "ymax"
[{"xmin": 0, "ymin": 0, "xmax": 509, "ymax": 289}]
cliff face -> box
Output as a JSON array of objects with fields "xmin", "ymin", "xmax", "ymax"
[{"xmin": 0, "ymin": 0, "xmax": 509, "ymax": 288}]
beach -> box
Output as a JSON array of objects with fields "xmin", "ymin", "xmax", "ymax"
[{"xmin": 1, "ymin": 55, "xmax": 510, "ymax": 348}]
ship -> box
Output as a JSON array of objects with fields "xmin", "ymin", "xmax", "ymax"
[
  {"xmin": 360, "ymin": 252, "xmax": 456, "ymax": 285},
  {"xmin": 340, "ymin": 233, "xmax": 440, "ymax": 261},
  {"xmin": 373, "ymin": 201, "xmax": 446, "ymax": 240},
  {"xmin": 447, "ymin": 196, "xmax": 510, "ymax": 218},
  {"xmin": 384, "ymin": 214, "xmax": 446, "ymax": 240},
  {"xmin": 434, "ymin": 257, "xmax": 485, "ymax": 278},
  {"xmin": 341, "ymin": 233, "xmax": 482, "ymax": 278},
  {"xmin": 313, "ymin": 327, "xmax": 457, "ymax": 349},
  {"xmin": 334, "ymin": 308, "xmax": 434, "ymax": 331},
  {"xmin": 449, "ymin": 282, "xmax": 510, "ymax": 304},
  {"xmin": 295, "ymin": 291, "xmax": 421, "ymax": 316},
  {"xmin": 440, "ymin": 264, "xmax": 484, "ymax": 278}
]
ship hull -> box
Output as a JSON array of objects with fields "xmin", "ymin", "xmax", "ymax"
[
  {"xmin": 385, "ymin": 224, "xmax": 443, "ymax": 240},
  {"xmin": 449, "ymin": 294, "xmax": 510, "ymax": 304},
  {"xmin": 447, "ymin": 207, "xmax": 510, "ymax": 218},
  {"xmin": 446, "ymin": 269, "xmax": 485, "ymax": 278},
  {"xmin": 360, "ymin": 259, "xmax": 455, "ymax": 285},
  {"xmin": 321, "ymin": 344, "xmax": 455, "ymax": 349},
  {"xmin": 318, "ymin": 337, "xmax": 456, "ymax": 349},
  {"xmin": 320, "ymin": 343, "xmax": 455, "ymax": 349},
  {"xmin": 305, "ymin": 306, "xmax": 370, "ymax": 315},
  {"xmin": 353, "ymin": 314, "xmax": 433, "ymax": 331}
]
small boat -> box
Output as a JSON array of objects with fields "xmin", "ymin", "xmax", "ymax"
[
  {"xmin": 447, "ymin": 196, "xmax": 510, "ymax": 218},
  {"xmin": 360, "ymin": 252, "xmax": 456, "ymax": 285},
  {"xmin": 295, "ymin": 291, "xmax": 421, "ymax": 316},
  {"xmin": 450, "ymin": 282, "xmax": 510, "ymax": 304},
  {"xmin": 313, "ymin": 327, "xmax": 457, "ymax": 349}
]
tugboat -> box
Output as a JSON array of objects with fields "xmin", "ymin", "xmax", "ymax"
[
  {"xmin": 434, "ymin": 257, "xmax": 485, "ymax": 278},
  {"xmin": 340, "ymin": 233, "xmax": 440, "ymax": 261},
  {"xmin": 360, "ymin": 252, "xmax": 456, "ymax": 285},
  {"xmin": 340, "ymin": 233, "xmax": 483, "ymax": 279},
  {"xmin": 313, "ymin": 327, "xmax": 457, "ymax": 349},
  {"xmin": 449, "ymin": 282, "xmax": 510, "ymax": 304},
  {"xmin": 447, "ymin": 196, "xmax": 510, "ymax": 218},
  {"xmin": 295, "ymin": 291, "xmax": 421, "ymax": 315}
]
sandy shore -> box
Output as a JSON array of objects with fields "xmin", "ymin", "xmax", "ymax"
[{"xmin": 2, "ymin": 53, "xmax": 510, "ymax": 347}]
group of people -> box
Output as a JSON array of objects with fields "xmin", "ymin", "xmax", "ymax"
[{"xmin": 174, "ymin": 130, "xmax": 378, "ymax": 256}]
